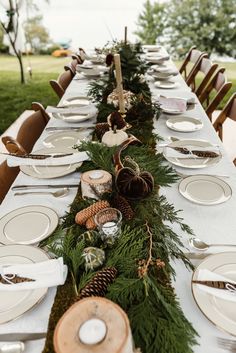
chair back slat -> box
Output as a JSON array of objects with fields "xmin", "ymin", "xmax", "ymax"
[{"xmin": 213, "ymin": 93, "xmax": 236, "ymax": 140}]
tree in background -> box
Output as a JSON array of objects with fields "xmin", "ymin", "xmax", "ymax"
[
  {"xmin": 135, "ymin": 0, "xmax": 236, "ymax": 58},
  {"xmin": 0, "ymin": 0, "xmax": 26, "ymax": 83},
  {"xmin": 135, "ymin": 0, "xmax": 166, "ymax": 44},
  {"xmin": 24, "ymin": 14, "xmax": 51, "ymax": 53},
  {"xmin": 166, "ymin": 0, "xmax": 236, "ymax": 57},
  {"xmin": 0, "ymin": 0, "xmax": 49, "ymax": 83}
]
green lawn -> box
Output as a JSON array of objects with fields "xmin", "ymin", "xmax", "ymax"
[
  {"xmin": 0, "ymin": 55, "xmax": 235, "ymax": 135},
  {"xmin": 0, "ymin": 55, "xmax": 69, "ymax": 134}
]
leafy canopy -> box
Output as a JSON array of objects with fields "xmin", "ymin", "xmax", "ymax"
[{"xmin": 135, "ymin": 0, "xmax": 236, "ymax": 58}]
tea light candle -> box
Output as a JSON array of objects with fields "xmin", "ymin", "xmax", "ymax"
[
  {"xmin": 79, "ymin": 318, "xmax": 107, "ymax": 345},
  {"xmin": 102, "ymin": 221, "xmax": 119, "ymax": 237},
  {"xmin": 81, "ymin": 170, "xmax": 112, "ymax": 200}
]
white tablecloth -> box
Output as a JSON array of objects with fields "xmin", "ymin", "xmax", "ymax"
[{"xmin": 0, "ymin": 48, "xmax": 236, "ymax": 352}]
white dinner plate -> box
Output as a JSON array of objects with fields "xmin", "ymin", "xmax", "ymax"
[
  {"xmin": 166, "ymin": 116, "xmax": 203, "ymax": 131},
  {"xmin": 192, "ymin": 252, "xmax": 236, "ymax": 335},
  {"xmin": 151, "ymin": 73, "xmax": 174, "ymax": 81},
  {"xmin": 143, "ymin": 44, "xmax": 162, "ymax": 52},
  {"xmin": 20, "ymin": 148, "xmax": 82, "ymax": 179},
  {"xmin": 154, "ymin": 81, "xmax": 180, "ymax": 89},
  {"xmin": 163, "ymin": 139, "xmax": 222, "ymax": 169},
  {"xmin": 60, "ymin": 96, "xmax": 91, "ymax": 107},
  {"xmin": 179, "ymin": 175, "xmax": 232, "ymax": 205},
  {"xmin": 0, "ymin": 205, "xmax": 58, "ymax": 245},
  {"xmin": 146, "ymin": 55, "xmax": 169, "ymax": 64},
  {"xmin": 0, "ymin": 244, "xmax": 49, "ymax": 323},
  {"xmin": 43, "ymin": 131, "xmax": 82, "ymax": 149},
  {"xmin": 53, "ymin": 112, "xmax": 90, "ymax": 123}
]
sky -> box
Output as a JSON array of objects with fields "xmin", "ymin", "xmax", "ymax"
[{"xmin": 36, "ymin": 0, "xmax": 149, "ymax": 50}]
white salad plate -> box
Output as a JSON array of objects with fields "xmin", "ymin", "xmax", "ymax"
[
  {"xmin": 60, "ymin": 96, "xmax": 91, "ymax": 107},
  {"xmin": 154, "ymin": 81, "xmax": 180, "ymax": 89},
  {"xmin": 76, "ymin": 65, "xmax": 106, "ymax": 77},
  {"xmin": 179, "ymin": 175, "xmax": 232, "ymax": 205},
  {"xmin": 20, "ymin": 148, "xmax": 82, "ymax": 179},
  {"xmin": 147, "ymin": 56, "xmax": 169, "ymax": 64},
  {"xmin": 0, "ymin": 244, "xmax": 49, "ymax": 323},
  {"xmin": 166, "ymin": 116, "xmax": 203, "ymax": 131},
  {"xmin": 43, "ymin": 131, "xmax": 82, "ymax": 149},
  {"xmin": 0, "ymin": 205, "xmax": 58, "ymax": 245},
  {"xmin": 143, "ymin": 44, "xmax": 162, "ymax": 52},
  {"xmin": 53, "ymin": 112, "xmax": 91, "ymax": 123},
  {"xmin": 163, "ymin": 139, "xmax": 222, "ymax": 169},
  {"xmin": 192, "ymin": 252, "xmax": 236, "ymax": 335}
]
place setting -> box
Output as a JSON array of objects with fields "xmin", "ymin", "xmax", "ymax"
[
  {"xmin": 0, "ymin": 244, "xmax": 67, "ymax": 325},
  {"xmin": 163, "ymin": 138, "xmax": 222, "ymax": 169},
  {"xmin": 4, "ymin": 149, "xmax": 89, "ymax": 179},
  {"xmin": 46, "ymin": 101, "xmax": 98, "ymax": 124},
  {"xmin": 76, "ymin": 63, "xmax": 107, "ymax": 78},
  {"xmin": 191, "ymin": 251, "xmax": 236, "ymax": 336},
  {"xmin": 43, "ymin": 129, "xmax": 88, "ymax": 149}
]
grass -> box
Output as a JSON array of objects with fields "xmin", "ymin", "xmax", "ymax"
[
  {"xmin": 0, "ymin": 55, "xmax": 235, "ymax": 134},
  {"xmin": 0, "ymin": 55, "xmax": 69, "ymax": 134}
]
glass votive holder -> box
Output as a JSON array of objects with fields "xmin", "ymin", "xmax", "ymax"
[{"xmin": 94, "ymin": 208, "xmax": 122, "ymax": 246}]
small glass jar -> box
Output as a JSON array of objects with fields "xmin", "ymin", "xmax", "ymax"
[{"xmin": 94, "ymin": 208, "xmax": 122, "ymax": 246}]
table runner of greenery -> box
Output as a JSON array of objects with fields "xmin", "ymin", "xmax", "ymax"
[{"xmin": 42, "ymin": 42, "xmax": 198, "ymax": 353}]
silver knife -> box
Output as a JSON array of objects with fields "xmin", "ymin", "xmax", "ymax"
[
  {"xmin": 12, "ymin": 184, "xmax": 78, "ymax": 191},
  {"xmin": 0, "ymin": 332, "xmax": 47, "ymax": 341},
  {"xmin": 45, "ymin": 126, "xmax": 93, "ymax": 131}
]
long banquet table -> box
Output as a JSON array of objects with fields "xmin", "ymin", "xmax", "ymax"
[{"xmin": 0, "ymin": 47, "xmax": 236, "ymax": 353}]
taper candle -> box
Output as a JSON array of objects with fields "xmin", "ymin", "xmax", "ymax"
[{"xmin": 113, "ymin": 53, "xmax": 126, "ymax": 114}]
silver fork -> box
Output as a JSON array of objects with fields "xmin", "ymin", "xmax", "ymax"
[{"xmin": 217, "ymin": 337, "xmax": 236, "ymax": 352}]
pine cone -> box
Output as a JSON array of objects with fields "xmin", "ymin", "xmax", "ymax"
[
  {"xmin": 112, "ymin": 194, "xmax": 135, "ymax": 220},
  {"xmin": 95, "ymin": 123, "xmax": 110, "ymax": 140},
  {"xmin": 85, "ymin": 216, "xmax": 96, "ymax": 230},
  {"xmin": 79, "ymin": 267, "xmax": 118, "ymax": 299},
  {"xmin": 75, "ymin": 200, "xmax": 110, "ymax": 225},
  {"xmin": 108, "ymin": 111, "xmax": 126, "ymax": 130}
]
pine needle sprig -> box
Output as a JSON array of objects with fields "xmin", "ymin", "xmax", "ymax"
[{"xmin": 77, "ymin": 140, "xmax": 117, "ymax": 174}]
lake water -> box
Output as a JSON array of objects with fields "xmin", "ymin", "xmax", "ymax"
[{"xmin": 39, "ymin": 0, "xmax": 149, "ymax": 50}]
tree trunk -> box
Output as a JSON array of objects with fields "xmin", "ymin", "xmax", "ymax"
[{"xmin": 16, "ymin": 50, "xmax": 25, "ymax": 84}]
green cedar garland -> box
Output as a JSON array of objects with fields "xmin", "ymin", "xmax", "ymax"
[{"xmin": 42, "ymin": 41, "xmax": 198, "ymax": 353}]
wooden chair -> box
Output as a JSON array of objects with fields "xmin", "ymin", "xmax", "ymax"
[
  {"xmin": 3, "ymin": 106, "xmax": 49, "ymax": 154},
  {"xmin": 31, "ymin": 102, "xmax": 50, "ymax": 124},
  {"xmin": 71, "ymin": 54, "xmax": 83, "ymax": 64},
  {"xmin": 49, "ymin": 70, "xmax": 73, "ymax": 98},
  {"xmin": 213, "ymin": 93, "xmax": 236, "ymax": 141},
  {"xmin": 186, "ymin": 57, "xmax": 218, "ymax": 96},
  {"xmin": 198, "ymin": 68, "xmax": 232, "ymax": 121},
  {"xmin": 0, "ymin": 139, "xmax": 26, "ymax": 203},
  {"xmin": 0, "ymin": 161, "xmax": 19, "ymax": 203},
  {"xmin": 179, "ymin": 46, "xmax": 206, "ymax": 80},
  {"xmin": 64, "ymin": 64, "xmax": 76, "ymax": 76}
]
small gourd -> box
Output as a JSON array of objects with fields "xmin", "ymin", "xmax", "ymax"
[
  {"xmin": 113, "ymin": 137, "xmax": 154, "ymax": 200},
  {"xmin": 102, "ymin": 125, "xmax": 128, "ymax": 147}
]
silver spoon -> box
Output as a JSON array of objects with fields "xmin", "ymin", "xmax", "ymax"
[
  {"xmin": 14, "ymin": 188, "xmax": 69, "ymax": 198},
  {"xmin": 189, "ymin": 237, "xmax": 236, "ymax": 251}
]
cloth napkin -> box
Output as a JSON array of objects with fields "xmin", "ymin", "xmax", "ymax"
[
  {"xmin": 46, "ymin": 104, "xmax": 98, "ymax": 117},
  {"xmin": 157, "ymin": 96, "xmax": 187, "ymax": 112},
  {"xmin": 0, "ymin": 258, "xmax": 67, "ymax": 291},
  {"xmin": 194, "ymin": 269, "xmax": 236, "ymax": 302},
  {"xmin": 6, "ymin": 151, "xmax": 89, "ymax": 167}
]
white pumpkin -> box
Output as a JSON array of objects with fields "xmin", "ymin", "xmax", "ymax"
[{"xmin": 102, "ymin": 128, "xmax": 128, "ymax": 147}]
